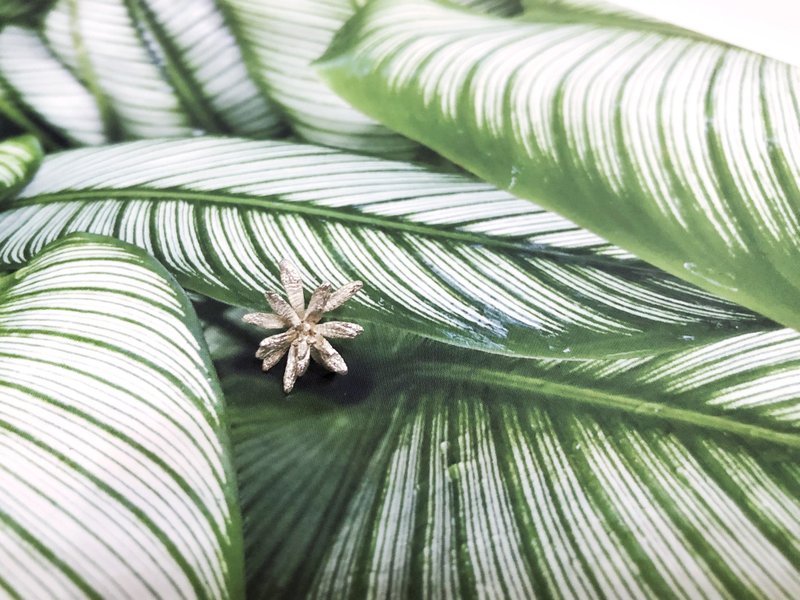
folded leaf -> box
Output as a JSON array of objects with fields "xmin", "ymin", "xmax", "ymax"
[
  {"xmin": 39, "ymin": 0, "xmax": 282, "ymax": 140},
  {"xmin": 206, "ymin": 309, "xmax": 800, "ymax": 599},
  {"xmin": 317, "ymin": 0, "xmax": 800, "ymax": 332},
  {"xmin": 0, "ymin": 137, "xmax": 772, "ymax": 358},
  {"xmin": 220, "ymin": 0, "xmax": 516, "ymax": 157},
  {"xmin": 0, "ymin": 234, "xmax": 244, "ymax": 598},
  {"xmin": 0, "ymin": 135, "xmax": 41, "ymax": 201},
  {"xmin": 0, "ymin": 26, "xmax": 108, "ymax": 147},
  {"xmin": 221, "ymin": 0, "xmax": 415, "ymax": 157}
]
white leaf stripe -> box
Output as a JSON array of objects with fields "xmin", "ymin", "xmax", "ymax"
[
  {"xmin": 227, "ymin": 370, "xmax": 800, "ymax": 599},
  {"xmin": 0, "ymin": 135, "xmax": 41, "ymax": 202},
  {"xmin": 699, "ymin": 444, "xmax": 800, "ymax": 556},
  {"xmin": 454, "ymin": 400, "xmax": 536, "ymax": 598},
  {"xmin": 0, "ymin": 26, "xmax": 108, "ymax": 147},
  {"xmin": 540, "ymin": 328, "xmax": 800, "ymax": 428},
  {"xmin": 317, "ymin": 0, "xmax": 800, "ymax": 331},
  {"xmin": 42, "ymin": 0, "xmax": 191, "ymax": 139},
  {"xmin": 422, "ymin": 405, "xmax": 460, "ymax": 600},
  {"xmin": 0, "ymin": 234, "xmax": 243, "ymax": 599},
  {"xmin": 39, "ymin": 0, "xmax": 282, "ymax": 140},
  {"xmin": 208, "ymin": 312, "xmax": 800, "ymax": 599},
  {"xmin": 216, "ymin": 0, "xmax": 521, "ymax": 158},
  {"xmin": 221, "ymin": 0, "xmax": 416, "ymax": 156},
  {"xmin": 364, "ymin": 410, "xmax": 422, "ymax": 598},
  {"xmin": 0, "ymin": 138, "xmax": 767, "ymax": 359},
  {"xmin": 123, "ymin": 0, "xmax": 282, "ymax": 137},
  {"xmin": 500, "ymin": 406, "xmax": 647, "ymax": 599}
]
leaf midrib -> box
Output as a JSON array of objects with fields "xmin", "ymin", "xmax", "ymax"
[
  {"xmin": 10, "ymin": 187, "xmax": 656, "ymax": 271},
  {"xmin": 415, "ymin": 364, "xmax": 800, "ymax": 450}
]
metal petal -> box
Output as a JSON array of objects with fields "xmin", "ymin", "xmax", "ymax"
[
  {"xmin": 256, "ymin": 330, "xmax": 295, "ymax": 359},
  {"xmin": 265, "ymin": 290, "xmax": 301, "ymax": 326},
  {"xmin": 324, "ymin": 281, "xmax": 363, "ymax": 312},
  {"xmin": 283, "ymin": 343, "xmax": 299, "ymax": 393},
  {"xmin": 314, "ymin": 321, "xmax": 363, "ymax": 339},
  {"xmin": 295, "ymin": 338, "xmax": 311, "ymax": 377},
  {"xmin": 242, "ymin": 312, "xmax": 287, "ymax": 330},
  {"xmin": 305, "ymin": 283, "xmax": 332, "ymax": 324},
  {"xmin": 279, "ymin": 258, "xmax": 305, "ymax": 318},
  {"xmin": 260, "ymin": 345, "xmax": 289, "ymax": 372},
  {"xmin": 310, "ymin": 335, "xmax": 348, "ymax": 374}
]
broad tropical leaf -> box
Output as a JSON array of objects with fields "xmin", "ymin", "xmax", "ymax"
[
  {"xmin": 0, "ymin": 26, "xmax": 108, "ymax": 147},
  {"xmin": 318, "ymin": 0, "xmax": 800, "ymax": 332},
  {"xmin": 0, "ymin": 137, "xmax": 773, "ymax": 359},
  {"xmin": 0, "ymin": 234, "xmax": 244, "ymax": 598},
  {"xmin": 221, "ymin": 0, "xmax": 415, "ymax": 157},
  {"xmin": 219, "ymin": 0, "xmax": 516, "ymax": 157},
  {"xmin": 0, "ymin": 134, "xmax": 41, "ymax": 201},
  {"xmin": 37, "ymin": 0, "xmax": 282, "ymax": 140},
  {"xmin": 203, "ymin": 305, "xmax": 800, "ymax": 599}
]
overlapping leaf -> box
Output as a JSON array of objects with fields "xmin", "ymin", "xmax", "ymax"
[
  {"xmin": 220, "ymin": 0, "xmax": 415, "ymax": 157},
  {"xmin": 202, "ymin": 306, "xmax": 800, "ymax": 599},
  {"xmin": 0, "ymin": 234, "xmax": 243, "ymax": 598},
  {"xmin": 0, "ymin": 26, "xmax": 108, "ymax": 148},
  {"xmin": 318, "ymin": 0, "xmax": 800, "ymax": 332},
  {"xmin": 0, "ymin": 137, "xmax": 773, "ymax": 358},
  {"xmin": 219, "ymin": 0, "xmax": 517, "ymax": 158},
  {"xmin": 0, "ymin": 135, "xmax": 41, "ymax": 201},
  {"xmin": 6, "ymin": 0, "xmax": 285, "ymax": 142}
]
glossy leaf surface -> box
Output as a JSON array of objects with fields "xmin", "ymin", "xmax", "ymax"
[
  {"xmin": 0, "ymin": 234, "xmax": 244, "ymax": 598},
  {"xmin": 201, "ymin": 305, "xmax": 800, "ymax": 599},
  {"xmin": 318, "ymin": 0, "xmax": 800, "ymax": 331},
  {"xmin": 0, "ymin": 137, "xmax": 772, "ymax": 359}
]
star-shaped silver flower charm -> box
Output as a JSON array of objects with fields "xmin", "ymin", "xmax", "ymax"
[{"xmin": 242, "ymin": 258, "xmax": 363, "ymax": 393}]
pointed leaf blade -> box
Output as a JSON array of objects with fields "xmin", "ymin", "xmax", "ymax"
[
  {"xmin": 0, "ymin": 134, "xmax": 41, "ymax": 201},
  {"xmin": 0, "ymin": 137, "xmax": 773, "ymax": 358},
  {"xmin": 221, "ymin": 0, "xmax": 416, "ymax": 157},
  {"xmin": 0, "ymin": 26, "xmax": 108, "ymax": 147},
  {"xmin": 0, "ymin": 233, "xmax": 244, "ymax": 598},
  {"xmin": 39, "ymin": 0, "xmax": 283, "ymax": 140},
  {"xmin": 210, "ymin": 315, "xmax": 800, "ymax": 599},
  {"xmin": 317, "ymin": 0, "xmax": 800, "ymax": 332}
]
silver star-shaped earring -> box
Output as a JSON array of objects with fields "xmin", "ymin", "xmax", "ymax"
[{"xmin": 242, "ymin": 258, "xmax": 363, "ymax": 393}]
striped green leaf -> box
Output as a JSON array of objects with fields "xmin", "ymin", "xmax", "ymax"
[
  {"xmin": 0, "ymin": 26, "xmax": 108, "ymax": 148},
  {"xmin": 0, "ymin": 234, "xmax": 244, "ymax": 598},
  {"xmin": 0, "ymin": 135, "xmax": 41, "ymax": 201},
  {"xmin": 317, "ymin": 0, "xmax": 800, "ymax": 333},
  {"xmin": 219, "ymin": 0, "xmax": 516, "ymax": 158},
  {"xmin": 25, "ymin": 0, "xmax": 283, "ymax": 141},
  {"xmin": 206, "ymin": 306, "xmax": 800, "ymax": 599},
  {"xmin": 0, "ymin": 137, "xmax": 774, "ymax": 358},
  {"xmin": 221, "ymin": 0, "xmax": 416, "ymax": 157}
]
